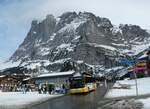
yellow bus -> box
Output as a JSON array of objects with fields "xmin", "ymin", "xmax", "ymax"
[{"xmin": 69, "ymin": 75, "xmax": 97, "ymax": 94}]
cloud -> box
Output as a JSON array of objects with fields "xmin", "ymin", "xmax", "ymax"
[{"xmin": 1, "ymin": 0, "xmax": 150, "ymax": 60}]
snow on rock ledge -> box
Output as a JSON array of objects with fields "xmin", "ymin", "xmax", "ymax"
[{"xmin": 0, "ymin": 61, "xmax": 21, "ymax": 71}]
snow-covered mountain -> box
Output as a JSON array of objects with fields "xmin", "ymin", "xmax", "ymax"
[{"xmin": 1, "ymin": 12, "xmax": 150, "ymax": 73}]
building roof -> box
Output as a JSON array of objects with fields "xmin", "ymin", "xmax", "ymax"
[{"xmin": 37, "ymin": 70, "xmax": 75, "ymax": 78}]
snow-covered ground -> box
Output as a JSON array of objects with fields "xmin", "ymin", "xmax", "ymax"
[
  {"xmin": 106, "ymin": 77, "xmax": 150, "ymax": 108},
  {"xmin": 0, "ymin": 92, "xmax": 62, "ymax": 107},
  {"xmin": 138, "ymin": 98, "xmax": 150, "ymax": 109},
  {"xmin": 106, "ymin": 77, "xmax": 150, "ymax": 98}
]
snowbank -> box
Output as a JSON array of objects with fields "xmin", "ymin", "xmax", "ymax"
[
  {"xmin": 0, "ymin": 92, "xmax": 62, "ymax": 107},
  {"xmin": 106, "ymin": 77, "xmax": 150, "ymax": 98},
  {"xmin": 138, "ymin": 98, "xmax": 150, "ymax": 109}
]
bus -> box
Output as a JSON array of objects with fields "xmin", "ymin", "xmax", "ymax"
[{"xmin": 69, "ymin": 75, "xmax": 97, "ymax": 94}]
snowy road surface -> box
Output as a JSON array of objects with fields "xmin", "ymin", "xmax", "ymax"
[
  {"xmin": 0, "ymin": 82, "xmax": 113, "ymax": 109},
  {"xmin": 25, "ymin": 82, "xmax": 114, "ymax": 109}
]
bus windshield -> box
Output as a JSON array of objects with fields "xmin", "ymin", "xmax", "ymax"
[
  {"xmin": 85, "ymin": 77, "xmax": 96, "ymax": 83},
  {"xmin": 69, "ymin": 77, "xmax": 85, "ymax": 89}
]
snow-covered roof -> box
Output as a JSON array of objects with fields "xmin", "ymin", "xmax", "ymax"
[
  {"xmin": 73, "ymin": 72, "xmax": 81, "ymax": 77},
  {"xmin": 37, "ymin": 71, "xmax": 75, "ymax": 78}
]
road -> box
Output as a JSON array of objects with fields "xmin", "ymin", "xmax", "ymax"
[{"xmin": 28, "ymin": 82, "xmax": 114, "ymax": 109}]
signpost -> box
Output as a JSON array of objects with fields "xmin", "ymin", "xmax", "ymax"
[
  {"xmin": 126, "ymin": 51, "xmax": 138, "ymax": 96},
  {"xmin": 133, "ymin": 66, "xmax": 138, "ymax": 96}
]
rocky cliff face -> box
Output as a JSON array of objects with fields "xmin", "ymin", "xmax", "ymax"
[{"xmin": 8, "ymin": 12, "xmax": 150, "ymax": 72}]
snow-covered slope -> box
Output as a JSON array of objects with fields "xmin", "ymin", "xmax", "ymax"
[
  {"xmin": 0, "ymin": 61, "xmax": 20, "ymax": 71},
  {"xmin": 110, "ymin": 24, "xmax": 150, "ymax": 56}
]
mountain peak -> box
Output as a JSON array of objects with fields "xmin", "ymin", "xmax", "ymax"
[{"xmin": 8, "ymin": 11, "xmax": 150, "ymax": 72}]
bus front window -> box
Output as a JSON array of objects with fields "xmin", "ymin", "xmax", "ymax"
[{"xmin": 70, "ymin": 80, "xmax": 84, "ymax": 89}]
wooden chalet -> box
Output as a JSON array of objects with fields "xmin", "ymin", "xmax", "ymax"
[{"xmin": 0, "ymin": 67, "xmax": 30, "ymax": 92}]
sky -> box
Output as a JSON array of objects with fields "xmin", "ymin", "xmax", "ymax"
[{"xmin": 1, "ymin": 0, "xmax": 150, "ymax": 61}]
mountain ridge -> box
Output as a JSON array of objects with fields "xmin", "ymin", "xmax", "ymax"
[{"xmin": 1, "ymin": 11, "xmax": 150, "ymax": 73}]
